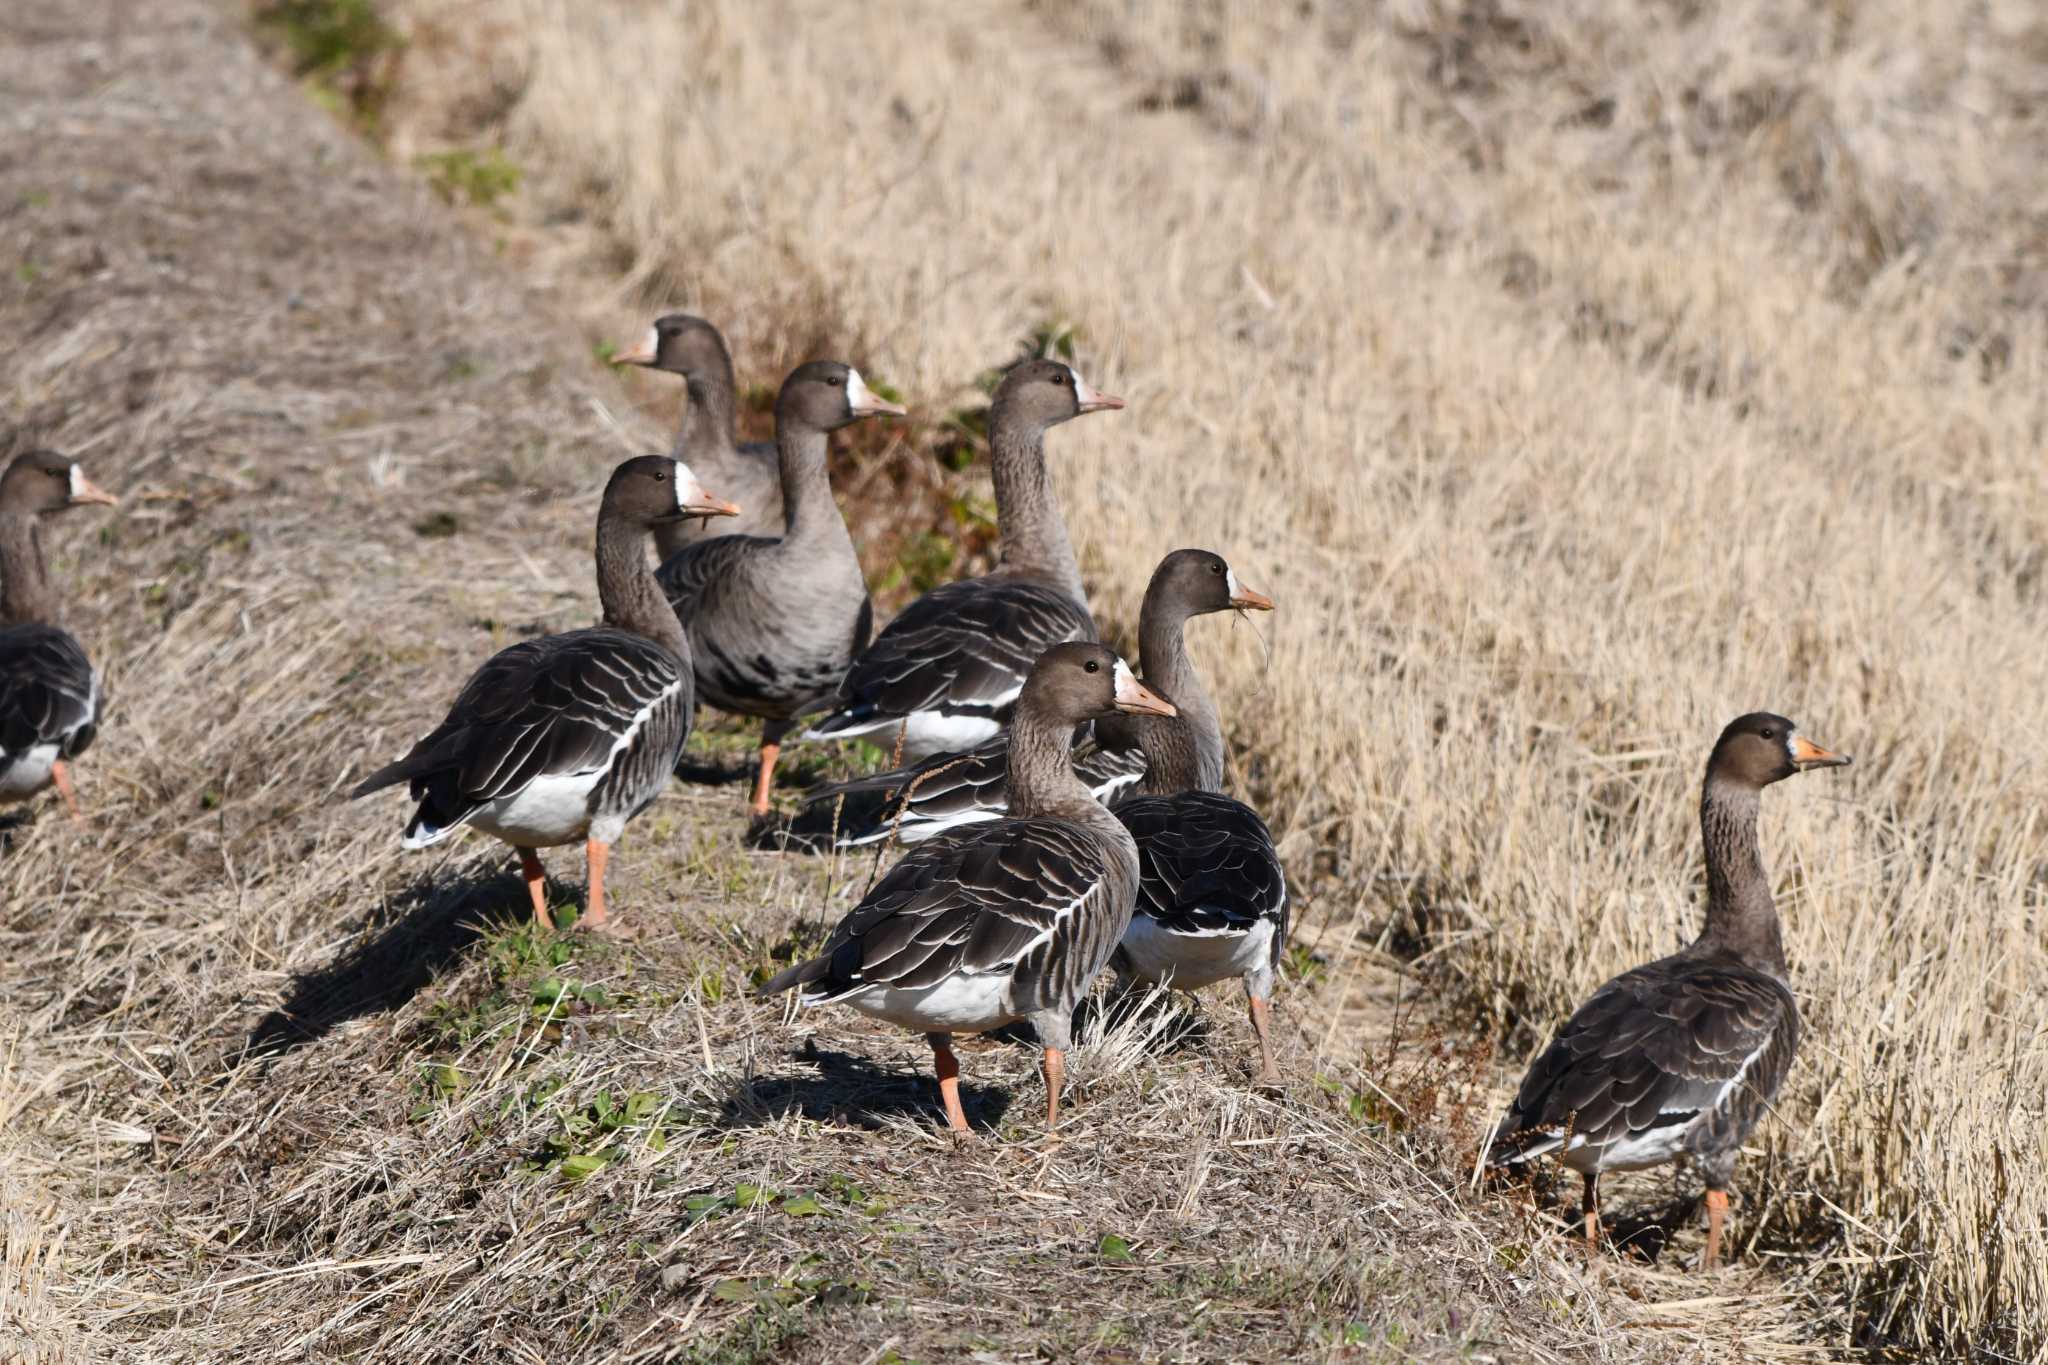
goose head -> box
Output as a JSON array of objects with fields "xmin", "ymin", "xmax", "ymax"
[
  {"xmin": 604, "ymin": 455, "xmax": 741, "ymax": 526},
  {"xmin": 0, "ymin": 451, "xmax": 118, "ymax": 517},
  {"xmin": 991, "ymin": 359, "xmax": 1124, "ymax": 434},
  {"xmin": 1709, "ymin": 711, "xmax": 1851, "ymax": 789},
  {"xmin": 777, "ymin": 361, "xmax": 907, "ymax": 434},
  {"xmin": 609, "ymin": 313, "xmax": 730, "ymax": 379},
  {"xmin": 1020, "ymin": 641, "xmax": 1177, "ymax": 728}
]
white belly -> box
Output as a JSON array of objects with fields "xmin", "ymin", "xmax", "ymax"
[
  {"xmin": 830, "ymin": 973, "xmax": 1017, "ymax": 1034},
  {"xmin": 430, "ymin": 770, "xmax": 602, "ymax": 850},
  {"xmin": 0, "ymin": 744, "xmax": 59, "ymax": 803},
  {"xmin": 1120, "ymin": 915, "xmax": 1273, "ymax": 992},
  {"xmin": 1560, "ymin": 1122, "xmax": 1693, "ymax": 1175},
  {"xmin": 807, "ymin": 709, "xmax": 1005, "ymax": 762}
]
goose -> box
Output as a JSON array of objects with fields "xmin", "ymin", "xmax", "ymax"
[
  {"xmin": 1485, "ymin": 713, "xmax": 1850, "ymax": 1268},
  {"xmin": 0, "ymin": 451, "xmax": 119, "ymax": 822},
  {"xmin": 802, "ymin": 359, "xmax": 1121, "ymax": 761},
  {"xmin": 809, "ymin": 548, "xmax": 1273, "ymax": 846},
  {"xmin": 760, "ymin": 642, "xmax": 1176, "ymax": 1133},
  {"xmin": 611, "ymin": 314, "xmax": 783, "ymax": 553},
  {"xmin": 655, "ymin": 361, "xmax": 904, "ymax": 815},
  {"xmin": 349, "ymin": 456, "xmax": 739, "ymax": 929}
]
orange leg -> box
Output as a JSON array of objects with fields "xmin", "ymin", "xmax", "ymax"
[
  {"xmin": 1582, "ymin": 1173, "xmax": 1602, "ymax": 1255},
  {"xmin": 1041, "ymin": 1047, "xmax": 1066, "ymax": 1130},
  {"xmin": 930, "ymin": 1036, "xmax": 970, "ymax": 1133},
  {"xmin": 1246, "ymin": 989, "xmax": 1283, "ymax": 1090},
  {"xmin": 50, "ymin": 760, "xmax": 83, "ymax": 825},
  {"xmin": 749, "ymin": 736, "xmax": 781, "ymax": 816},
  {"xmin": 584, "ymin": 838, "xmax": 610, "ymax": 929},
  {"xmin": 516, "ymin": 847, "xmax": 549, "ymax": 927},
  {"xmin": 1702, "ymin": 1187, "xmax": 1729, "ymax": 1270}
]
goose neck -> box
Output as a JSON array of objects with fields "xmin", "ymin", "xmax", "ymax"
[
  {"xmin": 988, "ymin": 419, "xmax": 1084, "ymax": 603},
  {"xmin": 596, "ymin": 509, "xmax": 688, "ymax": 663},
  {"xmin": 1697, "ymin": 776, "xmax": 1787, "ymax": 976},
  {"xmin": 0, "ymin": 513, "xmax": 56, "ymax": 627}
]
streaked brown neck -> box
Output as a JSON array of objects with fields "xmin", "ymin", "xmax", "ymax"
[
  {"xmin": 1132, "ymin": 591, "xmax": 1223, "ymax": 796},
  {"xmin": 595, "ymin": 509, "xmax": 688, "ymax": 662},
  {"xmin": 988, "ymin": 415, "xmax": 1085, "ymax": 604},
  {"xmin": 1009, "ymin": 705, "xmax": 1110, "ymax": 823},
  {"xmin": 1696, "ymin": 776, "xmax": 1786, "ymax": 976},
  {"xmin": 0, "ymin": 513, "xmax": 57, "ymax": 627},
  {"xmin": 771, "ymin": 417, "xmax": 840, "ymax": 547},
  {"xmin": 678, "ymin": 363, "xmax": 738, "ymax": 464}
]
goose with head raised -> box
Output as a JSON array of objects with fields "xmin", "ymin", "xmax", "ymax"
[
  {"xmin": 810, "ymin": 548, "xmax": 1273, "ymax": 846},
  {"xmin": 1485, "ymin": 712, "xmax": 1850, "ymax": 1268},
  {"xmin": 0, "ymin": 451, "xmax": 119, "ymax": 822},
  {"xmin": 612, "ymin": 314, "xmax": 783, "ymax": 554},
  {"xmin": 655, "ymin": 360, "xmax": 903, "ymax": 814},
  {"xmin": 802, "ymin": 359, "xmax": 1121, "ymax": 761},
  {"xmin": 760, "ymin": 642, "xmax": 1176, "ymax": 1134},
  {"xmin": 350, "ymin": 456, "xmax": 738, "ymax": 930}
]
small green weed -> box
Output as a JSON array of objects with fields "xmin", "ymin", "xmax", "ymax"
[{"xmin": 417, "ymin": 148, "xmax": 523, "ymax": 211}]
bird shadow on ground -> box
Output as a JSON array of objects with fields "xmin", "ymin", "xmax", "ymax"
[
  {"xmin": 720, "ymin": 1037, "xmax": 1015, "ymax": 1133},
  {"xmin": 238, "ymin": 865, "xmax": 540, "ymax": 1063}
]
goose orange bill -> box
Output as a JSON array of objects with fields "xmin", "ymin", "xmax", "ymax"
[
  {"xmin": 68, "ymin": 472, "xmax": 118, "ymax": 506},
  {"xmin": 1112, "ymin": 660, "xmax": 1177, "ymax": 718},
  {"xmin": 846, "ymin": 369, "xmax": 908, "ymax": 418},
  {"xmin": 1791, "ymin": 735, "xmax": 1851, "ymax": 768},
  {"xmin": 1073, "ymin": 371, "xmax": 1125, "ymax": 413},
  {"xmin": 1226, "ymin": 568, "xmax": 1274, "ymax": 611},
  {"xmin": 610, "ymin": 327, "xmax": 658, "ymax": 366},
  {"xmin": 681, "ymin": 485, "xmax": 742, "ymax": 519}
]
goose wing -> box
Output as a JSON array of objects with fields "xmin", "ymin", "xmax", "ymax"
[
  {"xmin": 653, "ymin": 532, "xmax": 770, "ymax": 620},
  {"xmin": 809, "ymin": 727, "xmax": 1147, "ymax": 847},
  {"xmin": 1487, "ymin": 955, "xmax": 1797, "ymax": 1167},
  {"xmin": 762, "ymin": 817, "xmax": 1118, "ymax": 1013},
  {"xmin": 806, "ymin": 577, "xmax": 1092, "ymax": 737},
  {"xmin": 1118, "ymin": 790, "xmax": 1288, "ymax": 941},
  {"xmin": 0, "ymin": 625, "xmax": 98, "ymax": 760},
  {"xmin": 350, "ymin": 628, "xmax": 686, "ymax": 821}
]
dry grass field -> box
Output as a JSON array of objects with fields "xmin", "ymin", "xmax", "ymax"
[{"xmin": 2, "ymin": 0, "xmax": 2044, "ymax": 1359}]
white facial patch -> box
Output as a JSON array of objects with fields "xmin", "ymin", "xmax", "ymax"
[
  {"xmin": 639, "ymin": 326, "xmax": 660, "ymax": 361},
  {"xmin": 1070, "ymin": 369, "xmax": 1101, "ymax": 409},
  {"xmin": 845, "ymin": 367, "xmax": 874, "ymax": 412},
  {"xmin": 67, "ymin": 465, "xmax": 85, "ymax": 500},
  {"xmin": 1784, "ymin": 729, "xmax": 1800, "ymax": 765},
  {"xmin": 1112, "ymin": 657, "xmax": 1139, "ymax": 703},
  {"xmin": 670, "ymin": 458, "xmax": 698, "ymax": 512},
  {"xmin": 1225, "ymin": 566, "xmax": 1243, "ymax": 600}
]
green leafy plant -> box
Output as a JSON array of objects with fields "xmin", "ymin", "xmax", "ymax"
[{"xmin": 416, "ymin": 148, "xmax": 523, "ymax": 211}]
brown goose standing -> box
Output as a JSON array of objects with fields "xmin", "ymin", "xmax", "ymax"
[
  {"xmin": 810, "ymin": 548, "xmax": 1273, "ymax": 845},
  {"xmin": 656, "ymin": 361, "xmax": 903, "ymax": 815},
  {"xmin": 760, "ymin": 642, "xmax": 1176, "ymax": 1133},
  {"xmin": 0, "ymin": 452, "xmax": 119, "ymax": 821},
  {"xmin": 1485, "ymin": 712, "xmax": 1850, "ymax": 1268},
  {"xmin": 803, "ymin": 360, "xmax": 1121, "ymax": 760},
  {"xmin": 350, "ymin": 457, "xmax": 738, "ymax": 930},
  {"xmin": 612, "ymin": 314, "xmax": 783, "ymax": 553}
]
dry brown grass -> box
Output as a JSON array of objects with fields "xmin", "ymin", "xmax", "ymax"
[
  {"xmin": 0, "ymin": 0, "xmax": 1823, "ymax": 1360},
  {"xmin": 349, "ymin": 0, "xmax": 2048, "ymax": 1356},
  {"xmin": 7, "ymin": 0, "xmax": 2045, "ymax": 1357}
]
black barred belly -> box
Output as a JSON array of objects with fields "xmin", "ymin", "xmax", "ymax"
[
  {"xmin": 692, "ymin": 623, "xmax": 854, "ymax": 724},
  {"xmin": 588, "ymin": 686, "xmax": 691, "ymax": 839}
]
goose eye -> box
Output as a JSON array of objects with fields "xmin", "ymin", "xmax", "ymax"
[
  {"xmin": 652, "ymin": 470, "xmax": 668, "ymax": 482},
  {"xmin": 1052, "ymin": 371, "xmax": 1068, "ymax": 385},
  {"xmin": 1759, "ymin": 727, "xmax": 1775, "ymax": 739},
  {"xmin": 1083, "ymin": 659, "xmax": 1100, "ymax": 673},
  {"xmin": 1210, "ymin": 562, "xmax": 1223, "ymax": 574}
]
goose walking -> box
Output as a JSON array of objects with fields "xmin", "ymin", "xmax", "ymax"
[
  {"xmin": 656, "ymin": 361, "xmax": 903, "ymax": 815},
  {"xmin": 0, "ymin": 451, "xmax": 119, "ymax": 822},
  {"xmin": 803, "ymin": 359, "xmax": 1121, "ymax": 760},
  {"xmin": 1484, "ymin": 713, "xmax": 1850, "ymax": 1268},
  {"xmin": 611, "ymin": 314, "xmax": 783, "ymax": 551},
  {"xmin": 811, "ymin": 548, "xmax": 1272, "ymax": 846},
  {"xmin": 349, "ymin": 457, "xmax": 738, "ymax": 929},
  {"xmin": 760, "ymin": 642, "xmax": 1176, "ymax": 1133}
]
